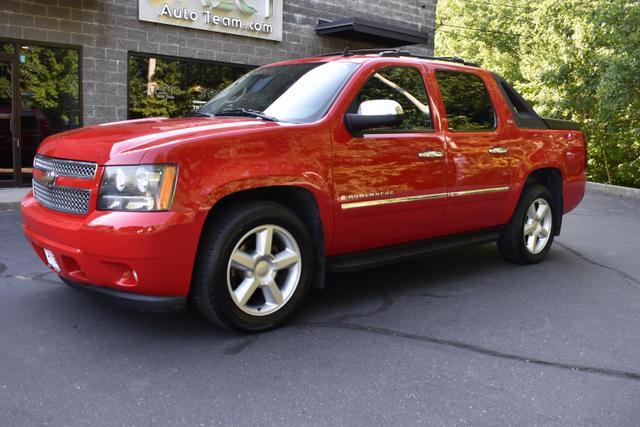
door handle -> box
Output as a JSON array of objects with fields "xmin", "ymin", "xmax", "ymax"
[
  {"xmin": 488, "ymin": 146, "xmax": 509, "ymax": 155},
  {"xmin": 418, "ymin": 150, "xmax": 444, "ymax": 159}
]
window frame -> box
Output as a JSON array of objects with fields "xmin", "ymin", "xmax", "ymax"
[
  {"xmin": 435, "ymin": 69, "xmax": 498, "ymax": 133},
  {"xmin": 126, "ymin": 51, "xmax": 256, "ymax": 120},
  {"xmin": 347, "ymin": 64, "xmax": 435, "ymax": 135}
]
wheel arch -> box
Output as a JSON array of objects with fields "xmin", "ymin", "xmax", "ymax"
[{"xmin": 201, "ymin": 184, "xmax": 328, "ymax": 290}]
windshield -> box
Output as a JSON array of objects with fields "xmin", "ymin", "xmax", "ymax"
[{"xmin": 197, "ymin": 61, "xmax": 359, "ymax": 123}]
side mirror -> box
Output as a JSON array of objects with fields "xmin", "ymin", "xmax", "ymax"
[{"xmin": 345, "ymin": 100, "xmax": 404, "ymax": 133}]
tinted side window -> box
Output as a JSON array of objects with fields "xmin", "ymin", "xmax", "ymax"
[
  {"xmin": 352, "ymin": 66, "xmax": 432, "ymax": 132},
  {"xmin": 436, "ymin": 71, "xmax": 495, "ymax": 131}
]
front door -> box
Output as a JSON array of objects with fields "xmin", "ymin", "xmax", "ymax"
[
  {"xmin": 332, "ymin": 65, "xmax": 448, "ymax": 254},
  {"xmin": 0, "ymin": 58, "xmax": 19, "ymax": 187}
]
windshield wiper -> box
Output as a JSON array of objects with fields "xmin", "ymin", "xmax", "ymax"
[
  {"xmin": 186, "ymin": 111, "xmax": 214, "ymax": 117},
  {"xmin": 216, "ymin": 108, "xmax": 279, "ymax": 122}
]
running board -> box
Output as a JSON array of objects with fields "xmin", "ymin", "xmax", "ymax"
[{"xmin": 327, "ymin": 227, "xmax": 505, "ymax": 273}]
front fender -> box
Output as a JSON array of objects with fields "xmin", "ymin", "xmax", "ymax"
[{"xmin": 148, "ymin": 124, "xmax": 334, "ymax": 250}]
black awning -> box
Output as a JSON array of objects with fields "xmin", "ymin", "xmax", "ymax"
[{"xmin": 314, "ymin": 17, "xmax": 429, "ymax": 47}]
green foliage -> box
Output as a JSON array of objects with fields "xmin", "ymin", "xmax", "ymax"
[{"xmin": 436, "ymin": 0, "xmax": 640, "ymax": 188}]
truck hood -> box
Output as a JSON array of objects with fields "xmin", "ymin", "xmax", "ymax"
[{"xmin": 37, "ymin": 117, "xmax": 279, "ymax": 165}]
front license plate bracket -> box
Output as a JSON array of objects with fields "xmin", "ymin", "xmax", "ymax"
[{"xmin": 44, "ymin": 248, "xmax": 61, "ymax": 273}]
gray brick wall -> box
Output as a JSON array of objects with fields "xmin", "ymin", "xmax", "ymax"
[{"xmin": 0, "ymin": 0, "xmax": 436, "ymax": 125}]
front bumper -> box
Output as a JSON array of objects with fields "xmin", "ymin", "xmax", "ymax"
[
  {"xmin": 61, "ymin": 277, "xmax": 186, "ymax": 312},
  {"xmin": 21, "ymin": 192, "xmax": 206, "ymax": 299}
]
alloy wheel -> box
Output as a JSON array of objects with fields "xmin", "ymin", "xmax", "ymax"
[
  {"xmin": 226, "ymin": 224, "xmax": 302, "ymax": 316},
  {"xmin": 523, "ymin": 198, "xmax": 553, "ymax": 255}
]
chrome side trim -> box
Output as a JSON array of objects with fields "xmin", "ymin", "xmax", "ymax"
[
  {"xmin": 449, "ymin": 186, "xmax": 510, "ymax": 197},
  {"xmin": 340, "ymin": 186, "xmax": 510, "ymax": 210},
  {"xmin": 341, "ymin": 192, "xmax": 448, "ymax": 210}
]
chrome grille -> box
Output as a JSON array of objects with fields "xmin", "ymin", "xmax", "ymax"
[
  {"xmin": 34, "ymin": 154, "xmax": 97, "ymax": 179},
  {"xmin": 32, "ymin": 179, "xmax": 91, "ymax": 215}
]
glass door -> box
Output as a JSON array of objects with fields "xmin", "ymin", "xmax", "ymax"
[
  {"xmin": 0, "ymin": 59, "xmax": 18, "ymax": 186},
  {"xmin": 0, "ymin": 41, "xmax": 82, "ymax": 187}
]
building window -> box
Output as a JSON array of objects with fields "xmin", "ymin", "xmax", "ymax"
[
  {"xmin": 0, "ymin": 40, "xmax": 81, "ymax": 185},
  {"xmin": 127, "ymin": 53, "xmax": 254, "ymax": 119}
]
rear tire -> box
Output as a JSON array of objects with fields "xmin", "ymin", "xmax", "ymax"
[
  {"xmin": 497, "ymin": 184, "xmax": 556, "ymax": 264},
  {"xmin": 192, "ymin": 201, "xmax": 313, "ymax": 332}
]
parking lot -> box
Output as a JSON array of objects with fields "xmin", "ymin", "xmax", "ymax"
[{"xmin": 1, "ymin": 190, "xmax": 639, "ymax": 425}]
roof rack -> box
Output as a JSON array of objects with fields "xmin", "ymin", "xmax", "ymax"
[
  {"xmin": 315, "ymin": 47, "xmax": 398, "ymax": 57},
  {"xmin": 315, "ymin": 47, "xmax": 480, "ymax": 67},
  {"xmin": 381, "ymin": 50, "xmax": 480, "ymax": 67}
]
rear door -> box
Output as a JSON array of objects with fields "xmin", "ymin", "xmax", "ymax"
[
  {"xmin": 433, "ymin": 68, "xmax": 512, "ymax": 234},
  {"xmin": 332, "ymin": 64, "xmax": 448, "ymax": 254}
]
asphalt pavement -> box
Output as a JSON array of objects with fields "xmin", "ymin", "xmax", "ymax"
[{"xmin": 1, "ymin": 190, "xmax": 639, "ymax": 426}]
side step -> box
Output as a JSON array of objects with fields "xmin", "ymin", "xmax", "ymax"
[{"xmin": 327, "ymin": 227, "xmax": 504, "ymax": 273}]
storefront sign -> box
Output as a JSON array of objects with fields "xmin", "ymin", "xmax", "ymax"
[{"xmin": 139, "ymin": 0, "xmax": 283, "ymax": 42}]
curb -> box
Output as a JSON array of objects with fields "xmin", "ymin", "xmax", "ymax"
[
  {"xmin": 0, "ymin": 188, "xmax": 30, "ymax": 211},
  {"xmin": 587, "ymin": 182, "xmax": 640, "ymax": 200},
  {"xmin": 0, "ymin": 201, "xmax": 23, "ymax": 211}
]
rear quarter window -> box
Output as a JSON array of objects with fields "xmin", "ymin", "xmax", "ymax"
[{"xmin": 435, "ymin": 71, "xmax": 496, "ymax": 131}]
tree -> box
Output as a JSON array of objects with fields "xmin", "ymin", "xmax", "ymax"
[{"xmin": 436, "ymin": 0, "xmax": 640, "ymax": 188}]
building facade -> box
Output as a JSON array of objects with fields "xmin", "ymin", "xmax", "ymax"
[{"xmin": 0, "ymin": 0, "xmax": 436, "ymax": 187}]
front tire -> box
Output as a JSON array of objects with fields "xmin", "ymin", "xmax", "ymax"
[
  {"xmin": 497, "ymin": 184, "xmax": 556, "ymax": 264},
  {"xmin": 192, "ymin": 201, "xmax": 313, "ymax": 332}
]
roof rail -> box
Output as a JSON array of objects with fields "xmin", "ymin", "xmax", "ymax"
[
  {"xmin": 315, "ymin": 47, "xmax": 402, "ymax": 57},
  {"xmin": 315, "ymin": 47, "xmax": 480, "ymax": 67},
  {"xmin": 378, "ymin": 50, "xmax": 480, "ymax": 67}
]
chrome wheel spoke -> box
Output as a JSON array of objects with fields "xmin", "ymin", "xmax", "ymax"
[
  {"xmin": 273, "ymin": 249, "xmax": 300, "ymax": 271},
  {"xmin": 234, "ymin": 277, "xmax": 259, "ymax": 306},
  {"xmin": 262, "ymin": 280, "xmax": 284, "ymax": 305},
  {"xmin": 527, "ymin": 234, "xmax": 538, "ymax": 253},
  {"xmin": 527, "ymin": 204, "xmax": 538, "ymax": 220},
  {"xmin": 536, "ymin": 204, "xmax": 550, "ymax": 221},
  {"xmin": 256, "ymin": 227, "xmax": 274, "ymax": 256},
  {"xmin": 230, "ymin": 250, "xmax": 255, "ymax": 271},
  {"xmin": 538, "ymin": 227, "xmax": 549, "ymax": 238}
]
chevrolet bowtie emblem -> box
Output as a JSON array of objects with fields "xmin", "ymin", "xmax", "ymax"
[{"xmin": 41, "ymin": 171, "xmax": 58, "ymax": 188}]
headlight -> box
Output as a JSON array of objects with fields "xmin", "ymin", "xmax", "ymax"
[{"xmin": 98, "ymin": 165, "xmax": 177, "ymax": 211}]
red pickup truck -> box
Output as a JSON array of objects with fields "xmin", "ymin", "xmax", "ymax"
[{"xmin": 21, "ymin": 49, "xmax": 586, "ymax": 331}]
